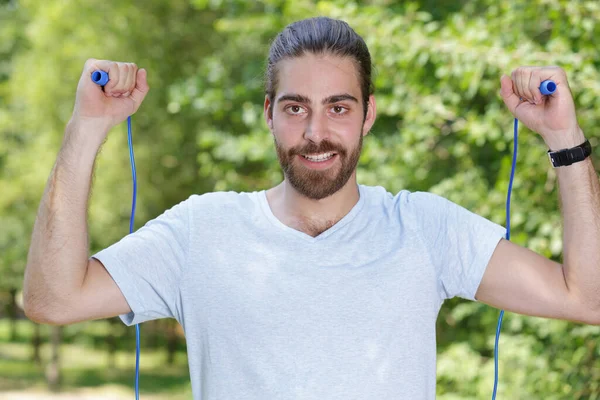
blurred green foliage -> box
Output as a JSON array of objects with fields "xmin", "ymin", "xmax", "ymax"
[
  {"xmin": 0, "ymin": 319, "xmax": 192, "ymax": 398},
  {"xmin": 1, "ymin": 0, "xmax": 599, "ymax": 398}
]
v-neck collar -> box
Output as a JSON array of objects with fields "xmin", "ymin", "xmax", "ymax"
[{"xmin": 257, "ymin": 185, "xmax": 366, "ymax": 243}]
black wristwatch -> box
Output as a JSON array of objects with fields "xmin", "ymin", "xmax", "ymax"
[{"xmin": 547, "ymin": 139, "xmax": 592, "ymax": 167}]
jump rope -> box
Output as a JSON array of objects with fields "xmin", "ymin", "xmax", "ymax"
[
  {"xmin": 91, "ymin": 69, "xmax": 557, "ymax": 399},
  {"xmin": 91, "ymin": 70, "xmax": 140, "ymax": 400}
]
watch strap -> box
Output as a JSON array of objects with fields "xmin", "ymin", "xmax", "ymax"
[{"xmin": 547, "ymin": 139, "xmax": 592, "ymax": 167}]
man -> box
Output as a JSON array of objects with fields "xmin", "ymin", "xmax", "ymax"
[{"xmin": 23, "ymin": 16, "xmax": 600, "ymax": 399}]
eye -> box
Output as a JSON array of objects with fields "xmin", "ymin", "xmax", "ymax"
[
  {"xmin": 331, "ymin": 105, "xmax": 348, "ymax": 115},
  {"xmin": 285, "ymin": 105, "xmax": 306, "ymax": 115}
]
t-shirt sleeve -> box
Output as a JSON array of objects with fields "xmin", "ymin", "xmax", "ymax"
[
  {"xmin": 405, "ymin": 191, "xmax": 506, "ymax": 302},
  {"xmin": 91, "ymin": 196, "xmax": 191, "ymax": 326}
]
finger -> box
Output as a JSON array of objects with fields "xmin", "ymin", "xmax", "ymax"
[
  {"xmin": 112, "ymin": 62, "xmax": 132, "ymax": 96},
  {"xmin": 512, "ymin": 68, "xmax": 527, "ymax": 103},
  {"xmin": 126, "ymin": 63, "xmax": 138, "ymax": 95},
  {"xmin": 119, "ymin": 63, "xmax": 137, "ymax": 97},
  {"xmin": 510, "ymin": 70, "xmax": 521, "ymax": 102},
  {"xmin": 130, "ymin": 68, "xmax": 150, "ymax": 110},
  {"xmin": 89, "ymin": 60, "xmax": 120, "ymax": 96},
  {"xmin": 83, "ymin": 58, "xmax": 97, "ymax": 75},
  {"xmin": 530, "ymin": 72, "xmax": 543, "ymax": 105},
  {"xmin": 500, "ymin": 74, "xmax": 520, "ymax": 114},
  {"xmin": 516, "ymin": 68, "xmax": 533, "ymax": 104},
  {"xmin": 521, "ymin": 68, "xmax": 535, "ymax": 104},
  {"xmin": 539, "ymin": 66, "xmax": 566, "ymax": 101}
]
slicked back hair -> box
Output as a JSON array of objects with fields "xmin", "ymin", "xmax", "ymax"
[{"xmin": 265, "ymin": 17, "xmax": 374, "ymax": 121}]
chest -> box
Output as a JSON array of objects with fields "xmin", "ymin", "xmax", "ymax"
[
  {"xmin": 182, "ymin": 238, "xmax": 440, "ymax": 339},
  {"xmin": 180, "ymin": 238, "xmax": 442, "ymax": 396}
]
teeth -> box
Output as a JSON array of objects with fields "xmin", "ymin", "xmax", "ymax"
[{"xmin": 303, "ymin": 152, "xmax": 334, "ymax": 162}]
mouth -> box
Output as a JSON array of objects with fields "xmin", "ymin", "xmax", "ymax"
[
  {"xmin": 300, "ymin": 152, "xmax": 337, "ymax": 162},
  {"xmin": 297, "ymin": 152, "xmax": 338, "ymax": 170}
]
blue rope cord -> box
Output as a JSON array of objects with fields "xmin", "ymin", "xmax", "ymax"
[
  {"xmin": 126, "ymin": 115, "xmax": 141, "ymax": 400},
  {"xmin": 492, "ymin": 117, "xmax": 519, "ymax": 399}
]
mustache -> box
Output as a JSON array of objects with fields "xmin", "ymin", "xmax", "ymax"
[{"xmin": 288, "ymin": 140, "xmax": 346, "ymax": 157}]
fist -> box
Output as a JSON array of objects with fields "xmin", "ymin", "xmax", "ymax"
[
  {"xmin": 72, "ymin": 59, "xmax": 150, "ymax": 131},
  {"xmin": 500, "ymin": 66, "xmax": 583, "ymax": 148}
]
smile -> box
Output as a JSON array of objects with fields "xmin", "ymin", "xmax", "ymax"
[{"xmin": 301, "ymin": 152, "xmax": 336, "ymax": 162}]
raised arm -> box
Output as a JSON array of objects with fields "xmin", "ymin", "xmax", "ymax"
[
  {"xmin": 23, "ymin": 59, "xmax": 149, "ymax": 325},
  {"xmin": 475, "ymin": 67, "xmax": 600, "ymax": 325}
]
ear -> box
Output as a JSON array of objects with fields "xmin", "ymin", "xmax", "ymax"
[
  {"xmin": 362, "ymin": 94, "xmax": 377, "ymax": 136},
  {"xmin": 264, "ymin": 95, "xmax": 273, "ymax": 132}
]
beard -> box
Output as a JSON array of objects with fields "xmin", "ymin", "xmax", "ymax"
[{"xmin": 274, "ymin": 131, "xmax": 363, "ymax": 200}]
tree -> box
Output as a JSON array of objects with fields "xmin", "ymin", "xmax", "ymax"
[{"xmin": 3, "ymin": 0, "xmax": 599, "ymax": 397}]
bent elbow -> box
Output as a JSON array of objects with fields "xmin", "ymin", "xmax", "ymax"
[
  {"xmin": 23, "ymin": 303, "xmax": 52, "ymax": 325},
  {"xmin": 22, "ymin": 290, "xmax": 43, "ymax": 323},
  {"xmin": 23, "ymin": 295, "xmax": 72, "ymax": 326},
  {"xmin": 24, "ymin": 307, "xmax": 72, "ymax": 326}
]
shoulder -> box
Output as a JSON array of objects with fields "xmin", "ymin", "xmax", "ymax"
[
  {"xmin": 185, "ymin": 190, "xmax": 263, "ymax": 218},
  {"xmin": 397, "ymin": 190, "xmax": 453, "ymax": 209},
  {"xmin": 359, "ymin": 185, "xmax": 467, "ymax": 231},
  {"xmin": 187, "ymin": 190, "xmax": 259, "ymax": 206},
  {"xmin": 359, "ymin": 184, "xmax": 450, "ymax": 211},
  {"xmin": 396, "ymin": 190, "xmax": 476, "ymax": 224}
]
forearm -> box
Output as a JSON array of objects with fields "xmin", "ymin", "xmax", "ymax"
[
  {"xmin": 24, "ymin": 119, "xmax": 106, "ymax": 322},
  {"xmin": 549, "ymin": 128, "xmax": 600, "ymax": 312}
]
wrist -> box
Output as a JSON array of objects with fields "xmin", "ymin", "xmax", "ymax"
[
  {"xmin": 63, "ymin": 118, "xmax": 111, "ymax": 158},
  {"xmin": 66, "ymin": 115, "xmax": 112, "ymax": 132},
  {"xmin": 543, "ymin": 127, "xmax": 586, "ymax": 151},
  {"xmin": 65, "ymin": 116, "xmax": 111, "ymax": 142}
]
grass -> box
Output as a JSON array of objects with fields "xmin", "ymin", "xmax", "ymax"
[{"xmin": 0, "ymin": 319, "xmax": 192, "ymax": 399}]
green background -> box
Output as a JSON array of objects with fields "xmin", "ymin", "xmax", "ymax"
[{"xmin": 1, "ymin": 0, "xmax": 599, "ymax": 398}]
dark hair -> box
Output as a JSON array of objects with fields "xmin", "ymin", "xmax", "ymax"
[{"xmin": 265, "ymin": 17, "xmax": 374, "ymax": 121}]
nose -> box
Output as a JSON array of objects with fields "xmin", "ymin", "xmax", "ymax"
[{"xmin": 303, "ymin": 110, "xmax": 329, "ymax": 143}]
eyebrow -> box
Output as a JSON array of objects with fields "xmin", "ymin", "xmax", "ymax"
[{"xmin": 276, "ymin": 93, "xmax": 359, "ymax": 105}]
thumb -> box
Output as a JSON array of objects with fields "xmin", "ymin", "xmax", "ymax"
[
  {"xmin": 499, "ymin": 74, "xmax": 519, "ymax": 114},
  {"xmin": 130, "ymin": 68, "xmax": 149, "ymax": 108}
]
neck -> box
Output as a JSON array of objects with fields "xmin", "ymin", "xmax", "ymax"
[{"xmin": 266, "ymin": 173, "xmax": 360, "ymax": 237}]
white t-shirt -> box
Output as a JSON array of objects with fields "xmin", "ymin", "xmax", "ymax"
[{"xmin": 92, "ymin": 184, "xmax": 506, "ymax": 399}]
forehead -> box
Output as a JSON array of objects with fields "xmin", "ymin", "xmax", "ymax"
[{"xmin": 275, "ymin": 53, "xmax": 361, "ymax": 100}]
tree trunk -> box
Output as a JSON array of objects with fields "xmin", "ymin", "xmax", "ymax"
[
  {"xmin": 106, "ymin": 317, "xmax": 118, "ymax": 369},
  {"xmin": 31, "ymin": 323, "xmax": 42, "ymax": 365},
  {"xmin": 166, "ymin": 319, "xmax": 178, "ymax": 365},
  {"xmin": 7, "ymin": 288, "xmax": 18, "ymax": 341},
  {"xmin": 45, "ymin": 326, "xmax": 62, "ymax": 392},
  {"xmin": 147, "ymin": 320, "xmax": 160, "ymax": 348}
]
